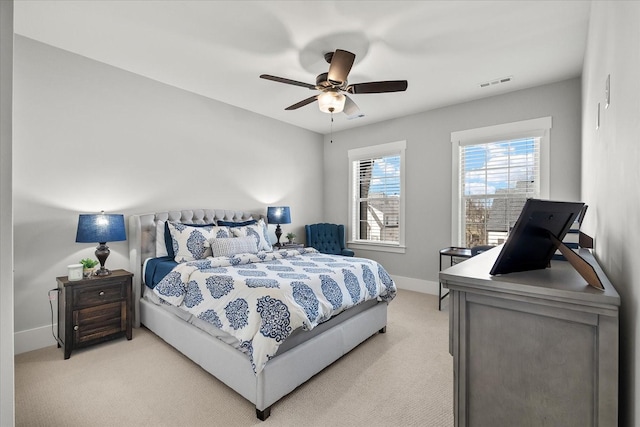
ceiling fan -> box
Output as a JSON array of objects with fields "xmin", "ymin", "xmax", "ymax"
[{"xmin": 260, "ymin": 49, "xmax": 408, "ymax": 118}]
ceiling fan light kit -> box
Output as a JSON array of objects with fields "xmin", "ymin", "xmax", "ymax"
[
  {"xmin": 318, "ymin": 91, "xmax": 345, "ymax": 114},
  {"xmin": 260, "ymin": 48, "xmax": 407, "ymax": 119}
]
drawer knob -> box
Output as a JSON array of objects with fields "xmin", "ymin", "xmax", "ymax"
[
  {"xmin": 73, "ymin": 325, "xmax": 79, "ymax": 331},
  {"xmin": 99, "ymin": 291, "xmax": 105, "ymax": 296}
]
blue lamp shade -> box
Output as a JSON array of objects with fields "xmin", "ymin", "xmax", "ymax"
[
  {"xmin": 75, "ymin": 212, "xmax": 126, "ymax": 277},
  {"xmin": 267, "ymin": 206, "xmax": 291, "ymax": 225},
  {"xmin": 267, "ymin": 206, "xmax": 291, "ymax": 247},
  {"xmin": 76, "ymin": 213, "xmax": 126, "ymax": 243}
]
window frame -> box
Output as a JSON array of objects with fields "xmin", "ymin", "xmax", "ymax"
[
  {"xmin": 451, "ymin": 117, "xmax": 551, "ymax": 247},
  {"xmin": 348, "ymin": 140, "xmax": 407, "ymax": 254}
]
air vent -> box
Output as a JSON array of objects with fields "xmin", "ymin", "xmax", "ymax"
[{"xmin": 480, "ymin": 76, "xmax": 513, "ymax": 88}]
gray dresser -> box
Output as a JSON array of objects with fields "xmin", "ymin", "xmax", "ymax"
[{"xmin": 440, "ymin": 247, "xmax": 619, "ymax": 427}]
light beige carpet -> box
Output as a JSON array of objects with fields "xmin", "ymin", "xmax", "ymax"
[{"xmin": 15, "ymin": 290, "xmax": 453, "ymax": 427}]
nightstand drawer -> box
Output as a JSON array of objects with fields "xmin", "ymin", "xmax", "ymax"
[{"xmin": 73, "ymin": 281, "xmax": 126, "ymax": 307}]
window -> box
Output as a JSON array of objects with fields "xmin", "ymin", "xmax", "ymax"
[
  {"xmin": 348, "ymin": 140, "xmax": 406, "ymax": 253},
  {"xmin": 451, "ymin": 117, "xmax": 551, "ymax": 248}
]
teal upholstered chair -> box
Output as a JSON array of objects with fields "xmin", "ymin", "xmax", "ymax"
[{"xmin": 305, "ymin": 223, "xmax": 355, "ymax": 257}]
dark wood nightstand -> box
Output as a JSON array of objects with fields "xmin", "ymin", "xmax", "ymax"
[
  {"xmin": 274, "ymin": 243, "xmax": 304, "ymax": 250},
  {"xmin": 57, "ymin": 269, "xmax": 133, "ymax": 359}
]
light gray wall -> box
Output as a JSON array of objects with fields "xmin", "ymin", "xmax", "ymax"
[
  {"xmin": 322, "ymin": 78, "xmax": 581, "ymax": 282},
  {"xmin": 0, "ymin": 1, "xmax": 14, "ymax": 424},
  {"xmin": 581, "ymin": 2, "xmax": 639, "ymax": 425},
  {"xmin": 12, "ymin": 36, "xmax": 323, "ymax": 347}
]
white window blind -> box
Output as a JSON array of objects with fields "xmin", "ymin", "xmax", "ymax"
[
  {"xmin": 451, "ymin": 117, "xmax": 551, "ymax": 248},
  {"xmin": 460, "ymin": 137, "xmax": 540, "ymax": 247},
  {"xmin": 354, "ymin": 155, "xmax": 401, "ymax": 241},
  {"xmin": 348, "ymin": 140, "xmax": 406, "ymax": 253}
]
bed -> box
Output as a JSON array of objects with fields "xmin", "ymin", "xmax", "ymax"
[{"xmin": 128, "ymin": 209, "xmax": 396, "ymax": 420}]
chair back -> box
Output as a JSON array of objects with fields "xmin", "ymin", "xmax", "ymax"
[{"xmin": 305, "ymin": 223, "xmax": 354, "ymax": 256}]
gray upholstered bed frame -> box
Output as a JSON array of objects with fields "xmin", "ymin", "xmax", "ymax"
[{"xmin": 128, "ymin": 209, "xmax": 388, "ymax": 420}]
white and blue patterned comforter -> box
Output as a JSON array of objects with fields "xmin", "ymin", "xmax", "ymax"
[{"xmin": 153, "ymin": 248, "xmax": 396, "ymax": 374}]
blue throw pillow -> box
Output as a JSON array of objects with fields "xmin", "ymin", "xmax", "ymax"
[{"xmin": 216, "ymin": 219, "xmax": 257, "ymax": 228}]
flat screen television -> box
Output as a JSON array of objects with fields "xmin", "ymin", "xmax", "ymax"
[{"xmin": 490, "ymin": 199, "xmax": 585, "ymax": 276}]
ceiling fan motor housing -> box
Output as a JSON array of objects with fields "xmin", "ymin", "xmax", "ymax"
[{"xmin": 316, "ymin": 72, "xmax": 338, "ymax": 88}]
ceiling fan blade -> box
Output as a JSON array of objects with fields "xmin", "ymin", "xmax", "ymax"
[
  {"xmin": 285, "ymin": 95, "xmax": 318, "ymax": 110},
  {"xmin": 260, "ymin": 74, "xmax": 316, "ymax": 90},
  {"xmin": 327, "ymin": 49, "xmax": 355, "ymax": 85},
  {"xmin": 346, "ymin": 80, "xmax": 408, "ymax": 94},
  {"xmin": 343, "ymin": 95, "xmax": 363, "ymax": 118}
]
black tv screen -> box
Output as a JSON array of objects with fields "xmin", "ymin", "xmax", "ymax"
[{"xmin": 490, "ymin": 199, "xmax": 585, "ymax": 275}]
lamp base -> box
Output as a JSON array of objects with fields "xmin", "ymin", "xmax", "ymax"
[
  {"xmin": 95, "ymin": 242, "xmax": 112, "ymax": 276},
  {"xmin": 94, "ymin": 267, "xmax": 112, "ymax": 276},
  {"xmin": 274, "ymin": 224, "xmax": 283, "ymax": 247}
]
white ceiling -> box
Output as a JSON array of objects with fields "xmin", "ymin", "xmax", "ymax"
[{"xmin": 13, "ymin": 0, "xmax": 591, "ymax": 134}]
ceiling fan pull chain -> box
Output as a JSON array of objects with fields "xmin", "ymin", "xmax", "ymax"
[{"xmin": 330, "ymin": 110, "xmax": 334, "ymax": 143}]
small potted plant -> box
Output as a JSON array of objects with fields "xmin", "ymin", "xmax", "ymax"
[
  {"xmin": 286, "ymin": 232, "xmax": 296, "ymax": 244},
  {"xmin": 79, "ymin": 258, "xmax": 99, "ymax": 278}
]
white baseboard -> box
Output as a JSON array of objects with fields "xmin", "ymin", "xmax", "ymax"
[
  {"xmin": 391, "ymin": 274, "xmax": 439, "ymax": 295},
  {"xmin": 14, "ymin": 324, "xmax": 58, "ymax": 355},
  {"xmin": 15, "ymin": 275, "xmax": 439, "ymax": 355}
]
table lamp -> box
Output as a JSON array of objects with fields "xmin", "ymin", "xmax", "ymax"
[
  {"xmin": 267, "ymin": 206, "xmax": 291, "ymax": 247},
  {"xmin": 75, "ymin": 211, "xmax": 126, "ymax": 276}
]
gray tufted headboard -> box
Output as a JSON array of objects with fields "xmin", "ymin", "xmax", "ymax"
[{"xmin": 128, "ymin": 209, "xmax": 264, "ymax": 327}]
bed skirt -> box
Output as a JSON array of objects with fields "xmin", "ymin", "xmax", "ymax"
[{"xmin": 140, "ymin": 297, "xmax": 388, "ymax": 418}]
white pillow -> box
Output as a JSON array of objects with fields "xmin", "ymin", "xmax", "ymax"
[
  {"xmin": 167, "ymin": 222, "xmax": 223, "ymax": 262},
  {"xmin": 210, "ymin": 236, "xmax": 258, "ymax": 257},
  {"xmin": 230, "ymin": 218, "xmax": 272, "ymax": 252},
  {"xmin": 155, "ymin": 221, "xmax": 168, "ymax": 257}
]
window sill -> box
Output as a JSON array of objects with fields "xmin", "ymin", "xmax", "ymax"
[{"xmin": 347, "ymin": 241, "xmax": 406, "ymax": 254}]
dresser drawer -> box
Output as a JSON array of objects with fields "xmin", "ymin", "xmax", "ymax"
[{"xmin": 72, "ymin": 280, "xmax": 126, "ymax": 307}]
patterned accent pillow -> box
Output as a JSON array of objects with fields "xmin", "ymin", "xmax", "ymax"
[
  {"xmin": 208, "ymin": 225, "xmax": 232, "ymax": 240},
  {"xmin": 164, "ymin": 222, "xmax": 229, "ymax": 258},
  {"xmin": 230, "ymin": 218, "xmax": 273, "ymax": 252},
  {"xmin": 167, "ymin": 222, "xmax": 230, "ymax": 262},
  {"xmin": 210, "ymin": 236, "xmax": 259, "ymax": 257}
]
